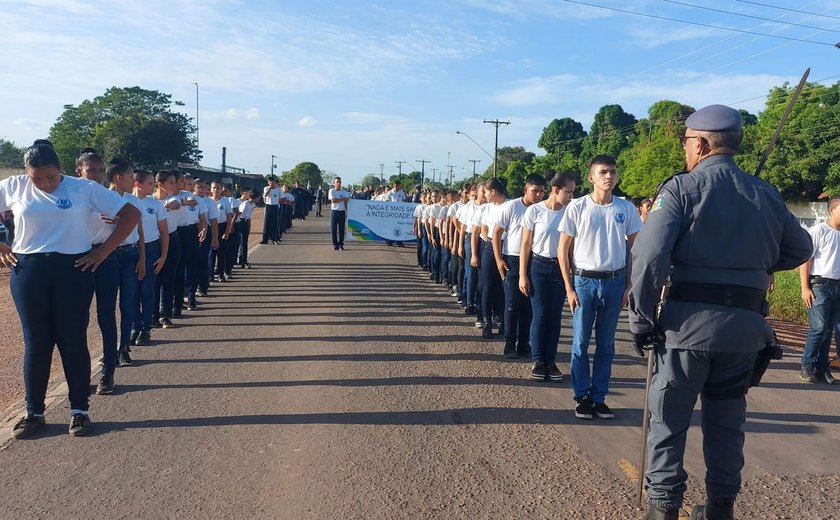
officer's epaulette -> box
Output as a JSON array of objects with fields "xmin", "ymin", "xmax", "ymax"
[{"xmin": 650, "ymin": 170, "xmax": 688, "ymax": 213}]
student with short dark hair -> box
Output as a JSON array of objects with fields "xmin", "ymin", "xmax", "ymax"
[
  {"xmin": 3, "ymin": 142, "xmax": 139, "ymax": 438},
  {"xmin": 559, "ymin": 155, "xmax": 642, "ymax": 420},
  {"xmin": 154, "ymin": 170, "xmax": 182, "ymax": 329},
  {"xmin": 328, "ymin": 177, "xmax": 351, "ymax": 250},
  {"xmin": 480, "ymin": 178, "xmax": 508, "ymax": 339},
  {"xmin": 493, "ymin": 174, "xmax": 545, "ymax": 358}
]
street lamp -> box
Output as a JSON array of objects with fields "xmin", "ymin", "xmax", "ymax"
[
  {"xmin": 193, "ymin": 82, "xmax": 200, "ymax": 156},
  {"xmin": 271, "ymin": 155, "xmax": 277, "ymax": 176},
  {"xmin": 455, "ymin": 130, "xmax": 494, "ymax": 161}
]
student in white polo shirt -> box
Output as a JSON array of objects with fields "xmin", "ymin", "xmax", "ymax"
[
  {"xmin": 328, "ymin": 176, "xmax": 351, "ymax": 250},
  {"xmin": 210, "ymin": 181, "xmax": 233, "ymax": 281},
  {"xmin": 559, "ymin": 155, "xmax": 642, "ymax": 420},
  {"xmin": 457, "ymin": 184, "xmax": 478, "ymax": 312},
  {"xmin": 413, "ymin": 196, "xmax": 425, "ymax": 266},
  {"xmin": 261, "ymin": 177, "xmax": 282, "ymax": 244},
  {"xmin": 469, "ymin": 183, "xmax": 488, "ymax": 327},
  {"xmin": 131, "ymin": 169, "xmax": 169, "ymax": 349},
  {"xmin": 480, "ymin": 178, "xmax": 508, "ymax": 339},
  {"xmin": 153, "ymin": 170, "xmax": 182, "ymax": 329},
  {"xmin": 176, "ymin": 173, "xmax": 202, "ymax": 312},
  {"xmin": 493, "ymin": 173, "xmax": 545, "ymax": 358},
  {"xmin": 519, "ymin": 171, "xmax": 576, "ymax": 382},
  {"xmin": 193, "ymin": 179, "xmax": 219, "ymax": 297},
  {"xmin": 2, "ymin": 142, "xmax": 139, "ymax": 439},
  {"xmin": 238, "ymin": 189, "xmax": 258, "ymax": 268}
]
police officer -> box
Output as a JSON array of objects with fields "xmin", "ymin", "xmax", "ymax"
[{"xmin": 629, "ymin": 105, "xmax": 812, "ymax": 520}]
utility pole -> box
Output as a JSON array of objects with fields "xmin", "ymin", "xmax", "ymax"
[
  {"xmin": 483, "ymin": 119, "xmax": 510, "ymax": 178},
  {"xmin": 430, "ymin": 168, "xmax": 438, "ymax": 185},
  {"xmin": 395, "ymin": 160, "xmax": 407, "ymax": 177},
  {"xmin": 447, "ymin": 165, "xmax": 455, "ymax": 188},
  {"xmin": 380, "ymin": 163, "xmax": 385, "ymax": 185},
  {"xmin": 193, "ymin": 82, "xmax": 200, "ymax": 158},
  {"xmin": 417, "ymin": 159, "xmax": 430, "ymax": 190},
  {"xmin": 468, "ymin": 159, "xmax": 480, "ymax": 185}
]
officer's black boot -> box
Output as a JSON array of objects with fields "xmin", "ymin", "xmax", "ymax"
[
  {"xmin": 690, "ymin": 498, "xmax": 735, "ymax": 520},
  {"xmin": 645, "ymin": 502, "xmax": 679, "ymax": 520}
]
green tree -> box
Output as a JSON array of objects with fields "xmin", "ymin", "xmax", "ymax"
[
  {"xmin": 280, "ymin": 161, "xmax": 323, "ymax": 187},
  {"xmin": 537, "ymin": 117, "xmax": 587, "ymax": 156},
  {"xmin": 483, "ymin": 146, "xmax": 535, "ymax": 178},
  {"xmin": 578, "ymin": 104, "xmax": 637, "ymax": 190},
  {"xmin": 500, "ymin": 160, "xmax": 530, "ymax": 198},
  {"xmin": 359, "ymin": 173, "xmax": 383, "ymax": 188},
  {"xmin": 49, "ymin": 86, "xmax": 200, "ymax": 171},
  {"xmin": 0, "ymin": 138, "xmax": 24, "ymax": 167}
]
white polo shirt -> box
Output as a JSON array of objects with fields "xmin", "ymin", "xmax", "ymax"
[
  {"xmin": 559, "ymin": 195, "xmax": 643, "ymax": 272},
  {"xmin": 179, "ymin": 190, "xmax": 200, "ymax": 226},
  {"xmin": 0, "ymin": 174, "xmax": 126, "ymax": 254},
  {"xmin": 523, "ymin": 201, "xmax": 566, "ymax": 259},
  {"xmin": 137, "ymin": 195, "xmax": 166, "ymax": 243},
  {"xmin": 118, "ymin": 192, "xmax": 143, "ymax": 246},
  {"xmin": 160, "ymin": 196, "xmax": 180, "ymax": 234},
  {"xmin": 239, "ymin": 200, "xmax": 255, "ymax": 220},
  {"xmin": 264, "ymin": 186, "xmax": 281, "ymax": 206},
  {"xmin": 413, "ymin": 205, "xmax": 423, "ymax": 220},
  {"xmin": 386, "ymin": 189, "xmax": 405, "ymax": 202},
  {"xmin": 495, "ymin": 198, "xmax": 529, "ymax": 256},
  {"xmin": 808, "ymin": 222, "xmax": 840, "ymax": 279},
  {"xmin": 328, "ymin": 188, "xmax": 351, "ymax": 211},
  {"xmin": 482, "ymin": 200, "xmax": 508, "ymax": 241}
]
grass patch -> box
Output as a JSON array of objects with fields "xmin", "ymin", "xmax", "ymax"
[{"xmin": 769, "ymin": 269, "xmax": 807, "ymax": 325}]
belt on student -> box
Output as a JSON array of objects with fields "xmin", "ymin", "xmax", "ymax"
[
  {"xmin": 573, "ymin": 268, "xmax": 626, "ymax": 279},
  {"xmin": 92, "ymin": 243, "xmax": 136, "ymax": 253},
  {"xmin": 179, "ymin": 223, "xmax": 198, "ymax": 229},
  {"xmin": 668, "ymin": 282, "xmax": 767, "ymax": 316},
  {"xmin": 145, "ymin": 239, "xmax": 160, "ymax": 247},
  {"xmin": 532, "ymin": 254, "xmax": 558, "ymax": 265},
  {"xmin": 810, "ymin": 275, "xmax": 840, "ymax": 285}
]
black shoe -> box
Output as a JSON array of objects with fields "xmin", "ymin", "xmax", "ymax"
[
  {"xmin": 574, "ymin": 397, "xmax": 595, "ymax": 420},
  {"xmin": 198, "ymin": 289, "xmax": 208, "ymax": 297},
  {"xmin": 151, "ymin": 318, "xmax": 162, "ymax": 329},
  {"xmin": 397, "ymin": 242, "xmax": 404, "ymax": 247},
  {"xmin": 69, "ymin": 413, "xmax": 91, "ymax": 437},
  {"xmin": 690, "ymin": 498, "xmax": 735, "ymax": 520},
  {"xmin": 259, "ymin": 240, "xmax": 268, "ymax": 244},
  {"xmin": 160, "ymin": 318, "xmax": 174, "ymax": 329},
  {"xmin": 547, "ymin": 363, "xmax": 563, "ymax": 382},
  {"xmin": 130, "ymin": 329, "xmax": 141, "ymax": 346},
  {"xmin": 503, "ymin": 341, "xmax": 517, "ymax": 358},
  {"xmin": 517, "ymin": 343, "xmax": 531, "ymax": 357},
  {"xmin": 187, "ymin": 302, "xmax": 198, "ymax": 311},
  {"xmin": 96, "ymin": 373, "xmax": 114, "ymax": 395},
  {"xmin": 464, "ymin": 306, "xmax": 475, "ymax": 315},
  {"xmin": 456, "ymin": 297, "xmax": 463, "ymax": 304},
  {"xmin": 482, "ymin": 323, "xmax": 494, "ymax": 339},
  {"xmin": 531, "ymin": 362, "xmax": 546, "ymax": 380},
  {"xmin": 822, "ymin": 368, "xmax": 837, "ymax": 385},
  {"xmin": 11, "ymin": 414, "xmax": 45, "ymax": 439},
  {"xmin": 137, "ymin": 331, "xmax": 151, "ymax": 346},
  {"xmin": 593, "ymin": 402, "xmax": 614, "ymax": 419},
  {"xmin": 245, "ymin": 263, "xmax": 252, "ymax": 269},
  {"xmin": 118, "ymin": 350, "xmax": 133, "ymax": 367},
  {"xmin": 339, "ymin": 246, "xmax": 344, "ymax": 250},
  {"xmin": 800, "ymin": 364, "xmax": 818, "ymax": 383},
  {"xmin": 474, "ymin": 319, "xmax": 485, "ymax": 329},
  {"xmin": 646, "ymin": 502, "xmax": 680, "ymax": 520},
  {"xmin": 172, "ymin": 308, "xmax": 182, "ymax": 318}
]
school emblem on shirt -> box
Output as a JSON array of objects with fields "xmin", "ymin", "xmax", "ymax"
[
  {"xmin": 56, "ymin": 198, "xmax": 72, "ymax": 210},
  {"xmin": 189, "ymin": 205, "xmax": 196, "ymax": 212},
  {"xmin": 146, "ymin": 207, "xmax": 155, "ymax": 214},
  {"xmin": 615, "ymin": 212, "xmax": 625, "ymax": 223}
]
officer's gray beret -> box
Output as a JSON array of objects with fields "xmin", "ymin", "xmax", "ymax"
[{"xmin": 685, "ymin": 104, "xmax": 742, "ymax": 132}]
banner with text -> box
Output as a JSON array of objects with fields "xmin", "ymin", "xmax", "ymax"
[{"xmin": 346, "ymin": 200, "xmax": 418, "ymax": 242}]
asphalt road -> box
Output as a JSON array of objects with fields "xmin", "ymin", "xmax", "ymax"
[{"xmin": 0, "ymin": 214, "xmax": 837, "ymax": 519}]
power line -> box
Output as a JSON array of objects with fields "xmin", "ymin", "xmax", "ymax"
[
  {"xmin": 735, "ymin": 0, "xmax": 840, "ymax": 22},
  {"xmin": 664, "ymin": 0, "xmax": 839, "ymax": 32},
  {"xmin": 558, "ymin": 0, "xmax": 840, "ymax": 47}
]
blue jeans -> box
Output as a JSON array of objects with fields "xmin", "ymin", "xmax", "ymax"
[
  {"xmin": 503, "ymin": 255, "xmax": 532, "ymax": 346},
  {"xmin": 431, "ymin": 229, "xmax": 442, "ymax": 280},
  {"xmin": 178, "ymin": 224, "xmax": 199, "ymax": 306},
  {"xmin": 197, "ymin": 229, "xmax": 211, "ymax": 292},
  {"xmin": 529, "ymin": 257, "xmax": 566, "ymax": 364},
  {"xmin": 331, "ymin": 210, "xmax": 346, "ymax": 248},
  {"xmin": 11, "ymin": 253, "xmax": 94, "ymax": 413},
  {"xmin": 441, "ymin": 246, "xmax": 451, "ymax": 284},
  {"xmin": 421, "ymin": 227, "xmax": 429, "ymax": 267},
  {"xmin": 238, "ymin": 219, "xmax": 252, "ymax": 266},
  {"xmin": 571, "ymin": 274, "xmax": 625, "ymax": 403},
  {"xmin": 803, "ymin": 281, "xmax": 840, "ymax": 373},
  {"xmin": 480, "ymin": 240, "xmax": 503, "ymax": 323},
  {"xmin": 156, "ymin": 231, "xmax": 181, "ymax": 320},
  {"xmin": 93, "ymin": 252, "xmax": 119, "ymax": 375},
  {"xmin": 115, "ymin": 245, "xmax": 138, "ymax": 355},
  {"xmin": 463, "ymin": 237, "xmax": 474, "ymax": 305},
  {"xmin": 134, "ymin": 240, "xmax": 160, "ymax": 334},
  {"xmin": 226, "ymin": 221, "xmax": 242, "ymax": 274}
]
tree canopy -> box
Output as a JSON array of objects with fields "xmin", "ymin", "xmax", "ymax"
[
  {"xmin": 0, "ymin": 139, "xmax": 24, "ymax": 168},
  {"xmin": 280, "ymin": 161, "xmax": 323, "ymax": 188},
  {"xmin": 48, "ymin": 86, "xmax": 200, "ymax": 171}
]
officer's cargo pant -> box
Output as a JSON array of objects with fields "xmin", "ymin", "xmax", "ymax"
[{"xmin": 645, "ymin": 348, "xmax": 757, "ymax": 510}]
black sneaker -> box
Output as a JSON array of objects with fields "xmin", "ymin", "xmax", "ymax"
[
  {"xmin": 823, "ymin": 369, "xmax": 837, "ymax": 385},
  {"xmin": 12, "ymin": 414, "xmax": 45, "ymax": 439},
  {"xmin": 474, "ymin": 319, "xmax": 485, "ymax": 329},
  {"xmin": 503, "ymin": 341, "xmax": 517, "ymax": 359},
  {"xmin": 136, "ymin": 331, "xmax": 151, "ymax": 346},
  {"xmin": 187, "ymin": 302, "xmax": 198, "ymax": 311},
  {"xmin": 151, "ymin": 318, "xmax": 162, "ymax": 329},
  {"xmin": 464, "ymin": 306, "xmax": 475, "ymax": 315},
  {"xmin": 531, "ymin": 362, "xmax": 546, "ymax": 380},
  {"xmin": 96, "ymin": 373, "xmax": 114, "ymax": 395},
  {"xmin": 130, "ymin": 330, "xmax": 141, "ymax": 346},
  {"xmin": 197, "ymin": 289, "xmax": 208, "ymax": 297},
  {"xmin": 517, "ymin": 343, "xmax": 531, "ymax": 358},
  {"xmin": 547, "ymin": 363, "xmax": 564, "ymax": 382},
  {"xmin": 575, "ymin": 397, "xmax": 595, "ymax": 420},
  {"xmin": 593, "ymin": 402, "xmax": 614, "ymax": 419},
  {"xmin": 800, "ymin": 365, "xmax": 818, "ymax": 383},
  {"xmin": 68, "ymin": 413, "xmax": 91, "ymax": 437},
  {"xmin": 482, "ymin": 323, "xmax": 494, "ymax": 339},
  {"xmin": 258, "ymin": 240, "xmax": 268, "ymax": 244},
  {"xmin": 245, "ymin": 263, "xmax": 252, "ymax": 269},
  {"xmin": 118, "ymin": 350, "xmax": 133, "ymax": 367},
  {"xmin": 160, "ymin": 318, "xmax": 174, "ymax": 329}
]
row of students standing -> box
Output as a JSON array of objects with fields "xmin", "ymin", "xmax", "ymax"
[
  {"xmin": 260, "ymin": 177, "xmax": 295, "ymax": 245},
  {"xmin": 2, "ymin": 141, "xmax": 264, "ymax": 440},
  {"xmin": 412, "ymin": 156, "xmax": 642, "ymax": 420}
]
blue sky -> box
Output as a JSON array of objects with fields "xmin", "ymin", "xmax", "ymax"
[{"xmin": 2, "ymin": 0, "xmax": 840, "ymax": 184}]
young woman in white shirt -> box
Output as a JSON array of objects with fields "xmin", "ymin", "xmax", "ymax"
[
  {"xmin": 479, "ymin": 178, "xmax": 508, "ymax": 339},
  {"xmin": 237, "ymin": 188, "xmax": 257, "ymax": 268},
  {"xmin": 131, "ymin": 169, "xmax": 169, "ymax": 347},
  {"xmin": 518, "ymin": 171, "xmax": 576, "ymax": 381},
  {"xmin": 2, "ymin": 142, "xmax": 139, "ymax": 438},
  {"xmin": 153, "ymin": 170, "xmax": 182, "ymax": 329}
]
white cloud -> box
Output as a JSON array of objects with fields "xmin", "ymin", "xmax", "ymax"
[
  {"xmin": 213, "ymin": 108, "xmax": 261, "ymax": 121},
  {"xmin": 297, "ymin": 116, "xmax": 317, "ymax": 127},
  {"xmin": 491, "ymin": 74, "xmax": 579, "ymax": 106}
]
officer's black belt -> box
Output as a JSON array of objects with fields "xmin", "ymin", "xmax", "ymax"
[
  {"xmin": 573, "ymin": 268, "xmax": 625, "ymax": 279},
  {"xmin": 810, "ymin": 275, "xmax": 840, "ymax": 285},
  {"xmin": 532, "ymin": 254, "xmax": 558, "ymax": 265},
  {"xmin": 668, "ymin": 282, "xmax": 766, "ymax": 315}
]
